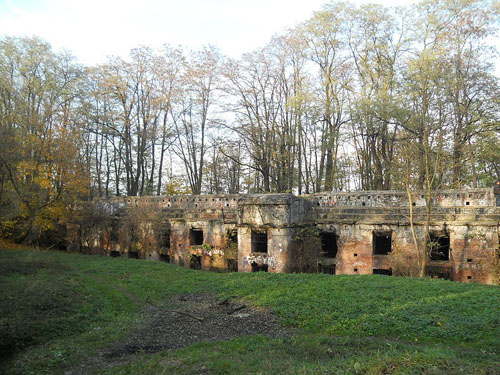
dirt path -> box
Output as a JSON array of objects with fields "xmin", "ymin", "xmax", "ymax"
[
  {"xmin": 106, "ymin": 293, "xmax": 291, "ymax": 357},
  {"xmin": 66, "ymin": 267, "xmax": 291, "ymax": 374}
]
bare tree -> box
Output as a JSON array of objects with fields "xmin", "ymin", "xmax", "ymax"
[{"xmin": 172, "ymin": 46, "xmax": 223, "ymax": 194}]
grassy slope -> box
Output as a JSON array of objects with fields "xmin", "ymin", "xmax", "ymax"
[{"xmin": 0, "ymin": 249, "xmax": 499, "ymax": 375}]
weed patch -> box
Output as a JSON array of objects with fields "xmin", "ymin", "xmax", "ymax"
[{"xmin": 1, "ymin": 249, "xmax": 499, "ymax": 374}]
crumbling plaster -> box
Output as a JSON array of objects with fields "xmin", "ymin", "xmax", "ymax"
[{"xmin": 67, "ymin": 189, "xmax": 500, "ymax": 284}]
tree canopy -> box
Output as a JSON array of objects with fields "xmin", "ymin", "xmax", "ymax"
[{"xmin": 0, "ymin": 0, "xmax": 499, "ymax": 244}]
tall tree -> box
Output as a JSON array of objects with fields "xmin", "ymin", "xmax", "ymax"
[
  {"xmin": 172, "ymin": 46, "xmax": 223, "ymax": 194},
  {"xmin": 303, "ymin": 2, "xmax": 352, "ymax": 192},
  {"xmin": 347, "ymin": 4, "xmax": 409, "ymax": 190},
  {"xmin": 438, "ymin": 0, "xmax": 499, "ymax": 186},
  {"xmin": 0, "ymin": 36, "xmax": 87, "ymax": 243}
]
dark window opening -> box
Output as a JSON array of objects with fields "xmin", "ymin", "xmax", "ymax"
[
  {"xmin": 159, "ymin": 254, "xmax": 170, "ymax": 263},
  {"xmin": 354, "ymin": 268, "xmax": 358, "ymax": 272},
  {"xmin": 429, "ymin": 233, "xmax": 450, "ymax": 261},
  {"xmin": 466, "ymin": 201, "xmax": 470, "ymax": 206},
  {"xmin": 425, "ymin": 265, "xmax": 452, "ymax": 280},
  {"xmin": 228, "ymin": 230, "xmax": 238, "ymax": 246},
  {"xmin": 320, "ymin": 232, "xmax": 338, "ymax": 258},
  {"xmin": 110, "ymin": 250, "xmax": 120, "ymax": 258},
  {"xmin": 353, "ymin": 253, "xmax": 358, "ymax": 257},
  {"xmin": 110, "ymin": 223, "xmax": 119, "ymax": 242},
  {"xmin": 319, "ymin": 264, "xmax": 336, "ymax": 275},
  {"xmin": 373, "ymin": 232, "xmax": 392, "ymax": 255},
  {"xmin": 227, "ymin": 259, "xmax": 238, "ymax": 272},
  {"xmin": 373, "ymin": 268, "xmax": 393, "ymax": 276},
  {"xmin": 190, "ymin": 229, "xmax": 204, "ymax": 246},
  {"xmin": 251, "ymin": 230, "xmax": 268, "ymax": 253},
  {"xmin": 467, "ymin": 258, "xmax": 472, "ymax": 263},
  {"xmin": 251, "ymin": 263, "xmax": 268, "ymax": 272},
  {"xmin": 467, "ymin": 275, "xmax": 472, "ymax": 280},
  {"xmin": 190, "ymin": 255, "xmax": 202, "ymax": 270},
  {"xmin": 128, "ymin": 251, "xmax": 139, "ymax": 259},
  {"xmin": 161, "ymin": 230, "xmax": 170, "ymax": 248}
]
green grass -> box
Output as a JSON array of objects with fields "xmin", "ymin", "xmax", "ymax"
[{"xmin": 1, "ymin": 248, "xmax": 499, "ymax": 374}]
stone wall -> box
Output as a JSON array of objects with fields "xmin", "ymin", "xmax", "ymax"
[{"xmin": 66, "ymin": 189, "xmax": 500, "ymax": 285}]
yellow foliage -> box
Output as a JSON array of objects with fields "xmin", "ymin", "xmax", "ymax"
[{"xmin": 163, "ymin": 177, "xmax": 191, "ymax": 196}]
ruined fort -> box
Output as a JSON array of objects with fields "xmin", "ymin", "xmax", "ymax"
[{"xmin": 67, "ymin": 189, "xmax": 500, "ymax": 285}]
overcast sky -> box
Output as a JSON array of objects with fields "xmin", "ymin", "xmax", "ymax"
[{"xmin": 0, "ymin": 0, "xmax": 423, "ymax": 65}]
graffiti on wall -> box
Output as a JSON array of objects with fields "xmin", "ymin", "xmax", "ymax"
[
  {"xmin": 204, "ymin": 248, "xmax": 224, "ymax": 256},
  {"xmin": 242, "ymin": 255, "xmax": 276, "ymax": 268},
  {"xmin": 191, "ymin": 247, "xmax": 225, "ymax": 257}
]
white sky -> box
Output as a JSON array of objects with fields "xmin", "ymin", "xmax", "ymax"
[{"xmin": 0, "ymin": 0, "xmax": 420, "ymax": 65}]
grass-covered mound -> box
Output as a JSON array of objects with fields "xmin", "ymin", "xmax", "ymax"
[{"xmin": 1, "ymin": 249, "xmax": 499, "ymax": 374}]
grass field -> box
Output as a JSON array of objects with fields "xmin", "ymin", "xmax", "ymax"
[{"xmin": 1, "ymin": 248, "xmax": 499, "ymax": 374}]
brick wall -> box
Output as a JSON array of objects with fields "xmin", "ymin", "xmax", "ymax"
[{"xmin": 67, "ymin": 189, "xmax": 500, "ymax": 284}]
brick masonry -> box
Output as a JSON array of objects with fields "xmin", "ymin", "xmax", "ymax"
[{"xmin": 67, "ymin": 188, "xmax": 500, "ymax": 284}]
